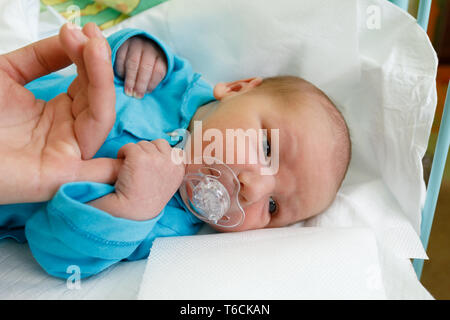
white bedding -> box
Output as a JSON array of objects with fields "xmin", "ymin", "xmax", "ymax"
[
  {"xmin": 0, "ymin": 239, "xmax": 145, "ymax": 299},
  {"xmin": 138, "ymin": 226, "xmax": 433, "ymax": 300},
  {"xmin": 0, "ymin": 227, "xmax": 433, "ymax": 300},
  {"xmin": 0, "ymin": 0, "xmax": 437, "ymax": 299}
]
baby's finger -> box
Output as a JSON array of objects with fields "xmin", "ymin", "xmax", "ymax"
[
  {"xmin": 137, "ymin": 140, "xmax": 158, "ymax": 154},
  {"xmin": 124, "ymin": 40, "xmax": 143, "ymax": 96},
  {"xmin": 151, "ymin": 139, "xmax": 172, "ymax": 155},
  {"xmin": 114, "ymin": 40, "xmax": 129, "ymax": 79},
  {"xmin": 117, "ymin": 142, "xmax": 141, "ymax": 159},
  {"xmin": 134, "ymin": 47, "xmax": 156, "ymax": 98},
  {"xmin": 147, "ymin": 57, "xmax": 166, "ymax": 93}
]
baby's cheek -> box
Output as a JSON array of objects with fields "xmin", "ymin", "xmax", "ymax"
[
  {"xmin": 238, "ymin": 203, "xmax": 269, "ymax": 232},
  {"xmin": 249, "ymin": 204, "xmax": 270, "ymax": 228}
]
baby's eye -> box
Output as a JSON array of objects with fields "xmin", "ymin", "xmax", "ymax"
[
  {"xmin": 268, "ymin": 197, "xmax": 278, "ymax": 214},
  {"xmin": 262, "ymin": 132, "xmax": 271, "ymax": 157}
]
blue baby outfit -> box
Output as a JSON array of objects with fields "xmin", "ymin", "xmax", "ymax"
[{"xmin": 0, "ymin": 29, "xmax": 215, "ymax": 279}]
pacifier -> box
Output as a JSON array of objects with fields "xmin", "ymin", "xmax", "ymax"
[{"xmin": 178, "ymin": 156, "xmax": 245, "ymax": 228}]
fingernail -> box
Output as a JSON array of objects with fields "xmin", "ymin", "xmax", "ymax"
[
  {"xmin": 133, "ymin": 91, "xmax": 143, "ymax": 99},
  {"xmin": 125, "ymin": 87, "xmax": 133, "ymax": 96}
]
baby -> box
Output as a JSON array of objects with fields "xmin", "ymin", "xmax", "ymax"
[
  {"xmin": 0, "ymin": 23, "xmax": 351, "ymax": 278},
  {"xmin": 91, "ymin": 35, "xmax": 351, "ymax": 232}
]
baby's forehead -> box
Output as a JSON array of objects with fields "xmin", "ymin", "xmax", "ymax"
[
  {"xmin": 269, "ymin": 93, "xmax": 337, "ymax": 171},
  {"xmin": 265, "ymin": 90, "xmax": 332, "ymax": 128},
  {"xmin": 259, "ymin": 79, "xmax": 326, "ymax": 107}
]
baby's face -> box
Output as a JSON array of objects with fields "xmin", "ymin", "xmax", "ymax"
[{"xmin": 185, "ymin": 80, "xmax": 339, "ymax": 232}]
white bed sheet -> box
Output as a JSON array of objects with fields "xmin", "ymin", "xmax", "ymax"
[
  {"xmin": 138, "ymin": 226, "xmax": 433, "ymax": 300},
  {"xmin": 0, "ymin": 239, "xmax": 145, "ymax": 299},
  {"xmin": 0, "ymin": 226, "xmax": 433, "ymax": 300},
  {"xmin": 0, "ymin": 224, "xmax": 214, "ymax": 300}
]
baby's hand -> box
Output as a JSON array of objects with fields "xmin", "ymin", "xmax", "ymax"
[
  {"xmin": 89, "ymin": 140, "xmax": 185, "ymax": 221},
  {"xmin": 114, "ymin": 36, "xmax": 167, "ymax": 99}
]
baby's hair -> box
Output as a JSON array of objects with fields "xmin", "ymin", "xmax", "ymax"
[{"xmin": 255, "ymin": 75, "xmax": 351, "ymax": 191}]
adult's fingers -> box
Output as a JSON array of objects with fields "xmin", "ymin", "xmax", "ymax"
[
  {"xmin": 67, "ymin": 76, "xmax": 81, "ymax": 101},
  {"xmin": 82, "ymin": 23, "xmax": 111, "ymax": 56},
  {"xmin": 65, "ymin": 23, "xmax": 109, "ymax": 100},
  {"xmin": 74, "ymin": 37, "xmax": 116, "ymax": 160},
  {"xmin": 76, "ymin": 158, "xmax": 122, "ymax": 184},
  {"xmin": 0, "ymin": 34, "xmax": 72, "ymax": 86},
  {"xmin": 59, "ymin": 22, "xmax": 90, "ymax": 87},
  {"xmin": 61, "ymin": 23, "xmax": 108, "ymax": 95}
]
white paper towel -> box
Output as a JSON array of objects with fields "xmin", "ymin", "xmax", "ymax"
[{"xmin": 138, "ymin": 227, "xmax": 387, "ymax": 299}]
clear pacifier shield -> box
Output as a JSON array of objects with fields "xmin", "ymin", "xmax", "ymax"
[
  {"xmin": 191, "ymin": 176, "xmax": 230, "ymax": 223},
  {"xmin": 179, "ymin": 157, "xmax": 245, "ymax": 228}
]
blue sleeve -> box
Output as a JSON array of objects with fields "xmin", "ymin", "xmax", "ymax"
[{"xmin": 25, "ymin": 182, "xmax": 163, "ymax": 279}]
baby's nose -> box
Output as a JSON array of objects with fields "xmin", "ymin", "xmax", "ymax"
[{"xmin": 237, "ymin": 171, "xmax": 275, "ymax": 205}]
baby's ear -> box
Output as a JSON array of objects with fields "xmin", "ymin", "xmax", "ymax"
[{"xmin": 213, "ymin": 77, "xmax": 263, "ymax": 100}]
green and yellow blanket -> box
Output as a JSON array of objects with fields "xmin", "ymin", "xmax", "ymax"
[{"xmin": 40, "ymin": 0, "xmax": 167, "ymax": 30}]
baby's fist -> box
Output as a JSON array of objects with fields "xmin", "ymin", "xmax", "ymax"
[
  {"xmin": 115, "ymin": 36, "xmax": 167, "ymax": 99},
  {"xmin": 113, "ymin": 140, "xmax": 185, "ymax": 220}
]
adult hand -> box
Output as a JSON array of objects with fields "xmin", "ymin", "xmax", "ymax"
[{"xmin": 0, "ymin": 23, "xmax": 121, "ymax": 204}]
